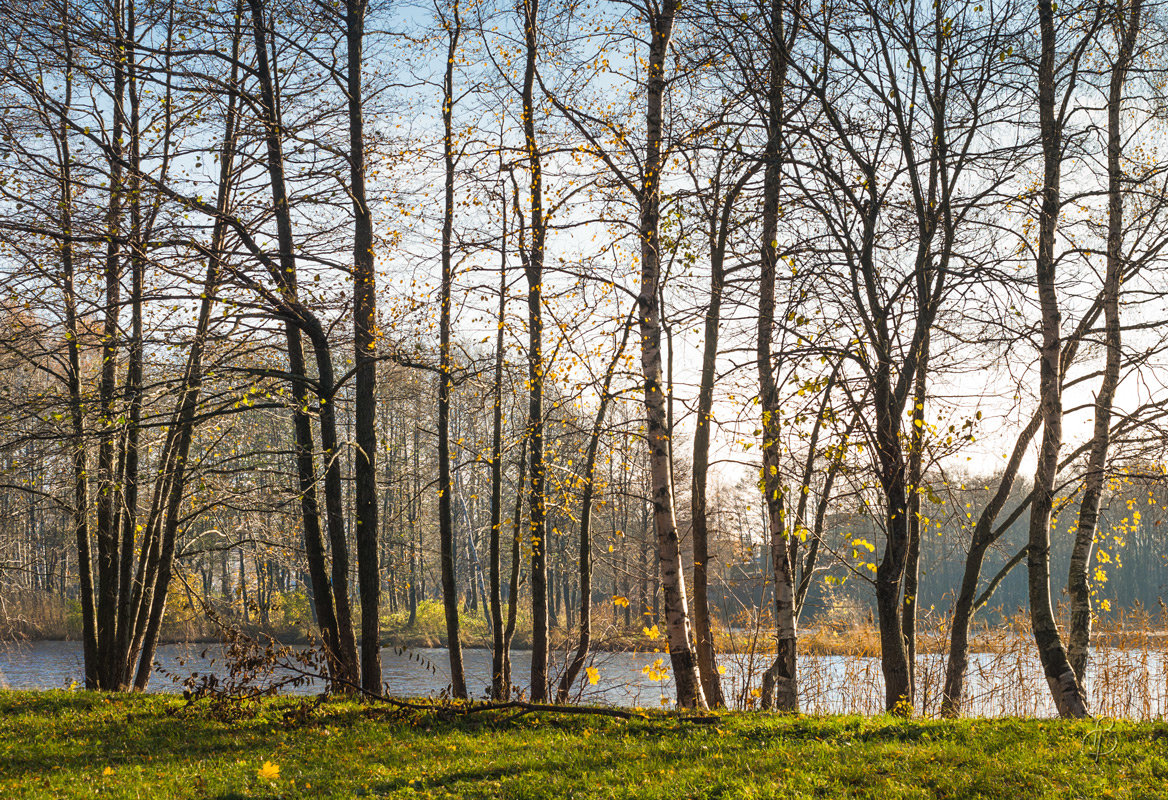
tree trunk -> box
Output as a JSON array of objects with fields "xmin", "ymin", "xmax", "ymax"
[
  {"xmin": 438, "ymin": 0, "xmax": 467, "ymax": 699},
  {"xmin": 902, "ymin": 334, "xmax": 928, "ymax": 698},
  {"xmin": 517, "ymin": 0, "xmax": 550, "ymax": 702},
  {"xmin": 558, "ymin": 314, "xmax": 632, "ymax": 701},
  {"xmin": 346, "ymin": 0, "xmax": 382, "ymax": 697},
  {"xmin": 689, "ymin": 166, "xmax": 756, "ymax": 709},
  {"xmin": 637, "ymin": 0, "xmax": 705, "ymax": 710},
  {"xmin": 489, "ymin": 194, "xmax": 508, "ymax": 700},
  {"xmin": 1067, "ymin": 0, "xmax": 1140, "ymax": 690},
  {"xmin": 940, "ymin": 409, "xmax": 1040, "ymax": 716},
  {"xmin": 757, "ymin": 0, "xmax": 797, "ymax": 713},
  {"xmin": 502, "ymin": 439, "xmax": 528, "ymax": 698},
  {"xmin": 246, "ymin": 0, "xmax": 356, "ymax": 688},
  {"xmin": 94, "ymin": 0, "xmax": 127, "ymax": 690},
  {"xmin": 56, "ymin": 23, "xmax": 98, "ymax": 688},
  {"xmin": 1029, "ymin": 0, "xmax": 1087, "ymax": 718}
]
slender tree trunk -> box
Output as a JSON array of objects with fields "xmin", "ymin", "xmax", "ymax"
[
  {"xmin": 129, "ymin": 18, "xmax": 242, "ymax": 689},
  {"xmin": 690, "ymin": 171, "xmax": 754, "ymax": 709},
  {"xmin": 57, "ymin": 19, "xmax": 98, "ymax": 687},
  {"xmin": 1029, "ymin": 0, "xmax": 1087, "ymax": 718},
  {"xmin": 346, "ymin": 0, "xmax": 382, "ymax": 696},
  {"xmin": 503, "ymin": 439, "xmax": 528, "ymax": 697},
  {"xmin": 637, "ymin": 0, "xmax": 704, "ymax": 710},
  {"xmin": 516, "ymin": 0, "xmax": 550, "ymax": 702},
  {"xmin": 246, "ymin": 0, "xmax": 356, "ymax": 688},
  {"xmin": 901, "ymin": 334, "xmax": 928, "ymax": 697},
  {"xmin": 558, "ymin": 315, "xmax": 632, "ymax": 701},
  {"xmin": 489, "ymin": 195, "xmax": 508, "ymax": 699},
  {"xmin": 94, "ymin": 0, "xmax": 127, "ymax": 690},
  {"xmin": 1067, "ymin": 0, "xmax": 1140, "ymax": 690},
  {"xmin": 112, "ymin": 1, "xmax": 146, "ymax": 687},
  {"xmin": 438, "ymin": 0, "xmax": 467, "ymax": 698},
  {"xmin": 756, "ymin": 0, "xmax": 797, "ymax": 713},
  {"xmin": 408, "ymin": 428, "xmax": 421, "ymax": 627},
  {"xmin": 940, "ymin": 412, "xmax": 1040, "ymax": 716}
]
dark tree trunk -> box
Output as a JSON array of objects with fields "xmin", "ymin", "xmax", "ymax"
[
  {"xmin": 489, "ymin": 197, "xmax": 509, "ymax": 699},
  {"xmin": 517, "ymin": 0, "xmax": 550, "ymax": 702},
  {"xmin": 246, "ymin": 0, "xmax": 356, "ymax": 688},
  {"xmin": 1029, "ymin": 0, "xmax": 1088, "ymax": 718},
  {"xmin": 756, "ymin": 0, "xmax": 797, "ymax": 714},
  {"xmin": 346, "ymin": 0, "xmax": 382, "ymax": 696},
  {"xmin": 437, "ymin": 0, "xmax": 467, "ymax": 698}
]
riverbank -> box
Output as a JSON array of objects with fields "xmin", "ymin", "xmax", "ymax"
[
  {"xmin": 7, "ymin": 593, "xmax": 1165, "ymax": 658},
  {"xmin": 1, "ymin": 690, "xmax": 1166, "ymax": 798}
]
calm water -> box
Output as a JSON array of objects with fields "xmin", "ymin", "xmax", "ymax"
[
  {"xmin": 0, "ymin": 640, "xmax": 688, "ymax": 708},
  {"xmin": 3, "ymin": 639, "xmax": 1167, "ymax": 717}
]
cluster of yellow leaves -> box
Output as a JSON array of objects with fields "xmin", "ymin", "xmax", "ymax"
[{"xmin": 643, "ymin": 658, "xmax": 668, "ymax": 682}]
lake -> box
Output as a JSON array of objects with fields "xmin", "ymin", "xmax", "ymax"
[{"xmin": 3, "ymin": 639, "xmax": 1167, "ymax": 718}]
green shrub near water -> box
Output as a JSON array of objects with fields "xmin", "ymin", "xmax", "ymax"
[
  {"xmin": 2, "ymin": 690, "xmax": 1167, "ymax": 798},
  {"xmin": 380, "ymin": 600, "xmax": 495, "ymax": 649}
]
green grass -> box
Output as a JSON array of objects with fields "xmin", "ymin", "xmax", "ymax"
[{"xmin": 2, "ymin": 691, "xmax": 1168, "ymax": 798}]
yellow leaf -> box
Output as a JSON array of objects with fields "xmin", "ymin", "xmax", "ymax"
[
  {"xmin": 586, "ymin": 666, "xmax": 600, "ymax": 685},
  {"xmin": 102, "ymin": 767, "xmax": 113, "ymax": 776},
  {"xmin": 258, "ymin": 762, "xmax": 280, "ymax": 781},
  {"xmin": 612, "ymin": 595, "xmax": 629, "ymax": 608}
]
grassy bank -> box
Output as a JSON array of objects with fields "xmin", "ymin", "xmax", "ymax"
[{"xmin": 1, "ymin": 691, "xmax": 1166, "ymax": 798}]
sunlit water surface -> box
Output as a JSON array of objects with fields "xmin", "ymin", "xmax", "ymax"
[{"xmin": 2, "ymin": 639, "xmax": 1165, "ymax": 717}]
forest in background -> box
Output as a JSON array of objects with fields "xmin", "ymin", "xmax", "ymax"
[{"xmin": 0, "ymin": 0, "xmax": 1166, "ymax": 719}]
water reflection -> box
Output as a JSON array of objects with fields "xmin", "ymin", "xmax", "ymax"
[{"xmin": 2, "ymin": 639, "xmax": 1166, "ymax": 718}]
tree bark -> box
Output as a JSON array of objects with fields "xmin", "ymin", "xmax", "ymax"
[
  {"xmin": 94, "ymin": 0, "xmax": 127, "ymax": 690},
  {"xmin": 346, "ymin": 0, "xmax": 383, "ymax": 696},
  {"xmin": 756, "ymin": 0, "xmax": 797, "ymax": 714},
  {"xmin": 489, "ymin": 190, "xmax": 509, "ymax": 700},
  {"xmin": 56, "ymin": 17, "xmax": 98, "ymax": 687},
  {"xmin": 940, "ymin": 412, "xmax": 1040, "ymax": 717},
  {"xmin": 438, "ymin": 0, "xmax": 467, "ymax": 699},
  {"xmin": 518, "ymin": 0, "xmax": 550, "ymax": 702},
  {"xmin": 637, "ymin": 0, "xmax": 705, "ymax": 710},
  {"xmin": 247, "ymin": 0, "xmax": 357, "ymax": 688},
  {"xmin": 1029, "ymin": 0, "xmax": 1088, "ymax": 718},
  {"xmin": 690, "ymin": 162, "xmax": 756, "ymax": 709},
  {"xmin": 1067, "ymin": 0, "xmax": 1140, "ymax": 690}
]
